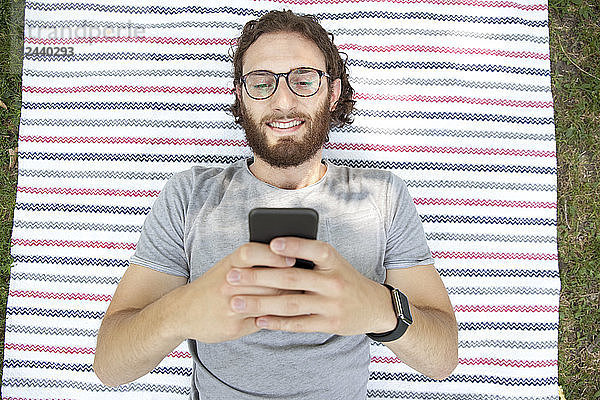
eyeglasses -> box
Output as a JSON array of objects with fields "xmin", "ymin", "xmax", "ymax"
[{"xmin": 240, "ymin": 67, "xmax": 331, "ymax": 100}]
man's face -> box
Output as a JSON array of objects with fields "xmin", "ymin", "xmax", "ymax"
[{"xmin": 237, "ymin": 31, "xmax": 341, "ymax": 168}]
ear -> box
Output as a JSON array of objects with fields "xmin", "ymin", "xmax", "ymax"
[
  {"xmin": 235, "ymin": 84, "xmax": 242, "ymax": 101},
  {"xmin": 329, "ymin": 78, "xmax": 342, "ymax": 111}
]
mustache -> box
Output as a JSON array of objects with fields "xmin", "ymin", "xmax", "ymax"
[{"xmin": 260, "ymin": 112, "xmax": 311, "ymax": 124}]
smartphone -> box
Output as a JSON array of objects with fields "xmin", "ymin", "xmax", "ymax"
[{"xmin": 249, "ymin": 207, "xmax": 319, "ymax": 269}]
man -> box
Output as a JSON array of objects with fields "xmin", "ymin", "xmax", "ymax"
[{"xmin": 94, "ymin": 10, "xmax": 458, "ymax": 399}]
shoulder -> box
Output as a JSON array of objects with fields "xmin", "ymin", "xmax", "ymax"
[{"xmin": 326, "ymin": 161, "xmax": 406, "ymax": 195}]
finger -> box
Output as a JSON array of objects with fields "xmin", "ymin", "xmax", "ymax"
[
  {"xmin": 225, "ymin": 285, "xmax": 302, "ymax": 296},
  {"xmin": 269, "ymin": 237, "xmax": 335, "ymax": 266},
  {"xmin": 255, "ymin": 314, "xmax": 329, "ymax": 333},
  {"xmin": 229, "ymin": 242, "xmax": 296, "ymax": 269},
  {"xmin": 230, "ymin": 293, "xmax": 319, "ymax": 316},
  {"xmin": 228, "ymin": 266, "xmax": 326, "ymax": 292}
]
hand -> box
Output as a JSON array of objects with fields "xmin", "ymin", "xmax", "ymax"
[
  {"xmin": 173, "ymin": 242, "xmax": 297, "ymax": 343},
  {"xmin": 226, "ymin": 237, "xmax": 396, "ymax": 336}
]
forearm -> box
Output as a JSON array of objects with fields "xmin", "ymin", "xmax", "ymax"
[
  {"xmin": 93, "ymin": 287, "xmax": 185, "ymax": 386},
  {"xmin": 383, "ymin": 303, "xmax": 458, "ymax": 380}
]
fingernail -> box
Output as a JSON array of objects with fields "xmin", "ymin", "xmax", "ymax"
[
  {"xmin": 232, "ymin": 297, "xmax": 245, "ymax": 311},
  {"xmin": 227, "ymin": 269, "xmax": 240, "ymax": 283},
  {"xmin": 257, "ymin": 318, "xmax": 268, "ymax": 328},
  {"xmin": 285, "ymin": 257, "xmax": 295, "ymax": 266},
  {"xmin": 272, "ymin": 239, "xmax": 285, "ymax": 251}
]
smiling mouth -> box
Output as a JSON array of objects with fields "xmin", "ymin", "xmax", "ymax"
[{"xmin": 266, "ymin": 119, "xmax": 305, "ymax": 129}]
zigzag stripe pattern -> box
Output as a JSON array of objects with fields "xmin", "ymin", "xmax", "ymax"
[
  {"xmin": 13, "ymin": 220, "xmax": 142, "ymax": 233},
  {"xmin": 3, "ymin": 360, "xmax": 192, "ymax": 376},
  {"xmin": 20, "ymin": 118, "xmax": 240, "ymax": 130},
  {"xmin": 459, "ymin": 322, "xmax": 558, "ymax": 330},
  {"xmin": 15, "ymin": 202, "xmax": 150, "ymax": 215},
  {"xmin": 459, "ymin": 340, "xmax": 556, "ymax": 349},
  {"xmin": 431, "ymin": 251, "xmax": 557, "ymax": 260},
  {"xmin": 333, "ymin": 28, "xmax": 549, "ymax": 43},
  {"xmin": 336, "ymin": 126, "xmax": 554, "ymax": 141},
  {"xmin": 25, "ymin": 19, "xmax": 243, "ymax": 30},
  {"xmin": 421, "ymin": 215, "xmax": 556, "ymax": 225},
  {"xmin": 5, "ymin": 0, "xmax": 558, "ymax": 398},
  {"xmin": 6, "ymin": 324, "xmax": 98, "ymax": 337},
  {"xmin": 368, "ymin": 372, "xmax": 557, "ymax": 385},
  {"xmin": 354, "ymin": 109, "xmax": 553, "ymax": 125},
  {"xmin": 2, "ymin": 378, "xmax": 190, "ymax": 394},
  {"xmin": 447, "ymin": 286, "xmax": 559, "ymax": 295},
  {"xmin": 366, "ymin": 389, "xmax": 556, "ymax": 399},
  {"xmin": 22, "ymin": 101, "xmax": 230, "ymax": 112},
  {"xmin": 6, "ymin": 307, "xmax": 105, "ymax": 320},
  {"xmin": 352, "ymin": 77, "xmax": 550, "ymax": 91},
  {"xmin": 18, "ymin": 168, "xmax": 173, "ymax": 180},
  {"xmin": 12, "ymin": 255, "xmax": 129, "ymax": 268},
  {"xmin": 426, "ymin": 232, "xmax": 556, "ymax": 243},
  {"xmin": 454, "ymin": 305, "xmax": 558, "ymax": 312},
  {"xmin": 9, "ymin": 290, "xmax": 112, "ymax": 302},
  {"xmin": 23, "ymin": 84, "xmax": 233, "ymax": 95},
  {"xmin": 17, "ymin": 186, "xmax": 160, "ymax": 197},
  {"xmin": 414, "ymin": 197, "xmax": 556, "ymax": 208},
  {"xmin": 371, "ymin": 356, "xmax": 557, "ymax": 368},
  {"xmin": 408, "ymin": 180, "xmax": 555, "ymax": 191},
  {"xmin": 439, "ymin": 269, "xmax": 558, "ymax": 278},
  {"xmin": 10, "ymin": 272, "xmax": 120, "ymax": 285},
  {"xmin": 11, "ymin": 238, "xmax": 136, "ymax": 250},
  {"xmin": 347, "ymin": 59, "xmax": 549, "ymax": 76},
  {"xmin": 25, "ymin": 52, "xmax": 231, "ymax": 63},
  {"xmin": 23, "ymin": 67, "xmax": 233, "ymax": 78}
]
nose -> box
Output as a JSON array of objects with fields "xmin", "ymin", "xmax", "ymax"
[{"xmin": 269, "ymin": 75, "xmax": 297, "ymax": 113}]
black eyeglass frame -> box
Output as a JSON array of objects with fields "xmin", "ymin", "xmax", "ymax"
[{"xmin": 240, "ymin": 67, "xmax": 331, "ymax": 100}]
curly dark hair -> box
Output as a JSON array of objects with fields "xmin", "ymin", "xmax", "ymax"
[{"xmin": 229, "ymin": 10, "xmax": 355, "ymax": 128}]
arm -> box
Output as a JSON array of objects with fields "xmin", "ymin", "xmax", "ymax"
[
  {"xmin": 379, "ymin": 265, "xmax": 458, "ymax": 380},
  {"xmin": 93, "ymin": 264, "xmax": 188, "ymax": 386}
]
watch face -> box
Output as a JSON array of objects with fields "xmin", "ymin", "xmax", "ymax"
[{"xmin": 393, "ymin": 289, "xmax": 412, "ymax": 325}]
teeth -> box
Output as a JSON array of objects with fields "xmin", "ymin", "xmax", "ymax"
[{"xmin": 269, "ymin": 120, "xmax": 303, "ymax": 129}]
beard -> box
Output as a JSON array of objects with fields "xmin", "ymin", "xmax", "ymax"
[{"xmin": 240, "ymin": 97, "xmax": 332, "ymax": 168}]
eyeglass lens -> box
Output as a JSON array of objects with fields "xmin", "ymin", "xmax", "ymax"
[{"xmin": 245, "ymin": 68, "xmax": 321, "ymax": 99}]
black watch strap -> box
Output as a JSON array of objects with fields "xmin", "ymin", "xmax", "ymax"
[{"xmin": 366, "ymin": 284, "xmax": 413, "ymax": 343}]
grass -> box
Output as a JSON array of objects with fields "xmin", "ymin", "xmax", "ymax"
[{"xmin": 1, "ymin": 0, "xmax": 599, "ymax": 397}]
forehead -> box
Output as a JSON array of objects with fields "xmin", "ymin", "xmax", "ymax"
[{"xmin": 242, "ymin": 31, "xmax": 326, "ymax": 74}]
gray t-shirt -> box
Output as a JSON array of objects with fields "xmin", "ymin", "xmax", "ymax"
[{"xmin": 130, "ymin": 158, "xmax": 433, "ymax": 399}]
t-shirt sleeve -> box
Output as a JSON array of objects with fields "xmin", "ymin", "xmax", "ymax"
[
  {"xmin": 129, "ymin": 171, "xmax": 191, "ymax": 278},
  {"xmin": 384, "ymin": 174, "xmax": 434, "ymax": 269}
]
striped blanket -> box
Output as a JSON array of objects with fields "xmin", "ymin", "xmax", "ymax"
[{"xmin": 3, "ymin": 0, "xmax": 558, "ymax": 399}]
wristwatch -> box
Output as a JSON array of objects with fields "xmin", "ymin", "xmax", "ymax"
[{"xmin": 366, "ymin": 284, "xmax": 413, "ymax": 342}]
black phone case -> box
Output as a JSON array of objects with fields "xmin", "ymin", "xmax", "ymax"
[{"xmin": 249, "ymin": 208, "xmax": 318, "ymax": 269}]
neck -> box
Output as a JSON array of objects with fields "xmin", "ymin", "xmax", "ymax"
[{"xmin": 248, "ymin": 151, "xmax": 327, "ymax": 190}]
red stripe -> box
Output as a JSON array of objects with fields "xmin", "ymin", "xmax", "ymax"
[
  {"xmin": 10, "ymin": 238, "xmax": 136, "ymax": 250},
  {"xmin": 5, "ymin": 343, "xmax": 190, "ymax": 359},
  {"xmin": 9, "ymin": 290, "xmax": 112, "ymax": 302},
  {"xmin": 255, "ymin": 0, "xmax": 547, "ymax": 11},
  {"xmin": 354, "ymin": 93, "xmax": 553, "ymax": 108},
  {"xmin": 22, "ymin": 85, "xmax": 233, "ymax": 95},
  {"xmin": 339, "ymin": 43, "xmax": 549, "ymax": 60},
  {"xmin": 432, "ymin": 251, "xmax": 558, "ymax": 261},
  {"xmin": 413, "ymin": 197, "xmax": 557, "ymax": 208},
  {"xmin": 24, "ymin": 36, "xmax": 235, "ymax": 46},
  {"xmin": 17, "ymin": 186, "xmax": 160, "ymax": 197},
  {"xmin": 19, "ymin": 135, "xmax": 555, "ymax": 158},
  {"xmin": 454, "ymin": 305, "xmax": 559, "ymax": 312},
  {"xmin": 371, "ymin": 356, "xmax": 557, "ymax": 367}
]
